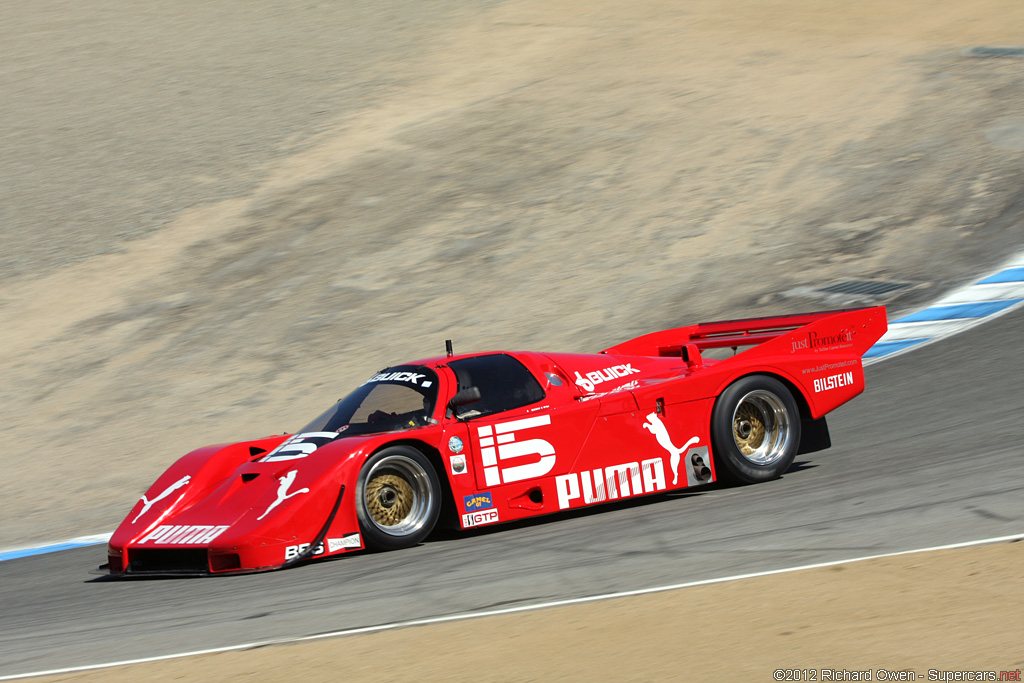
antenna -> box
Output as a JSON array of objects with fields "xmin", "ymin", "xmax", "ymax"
[{"xmin": 445, "ymin": 339, "xmax": 454, "ymax": 357}]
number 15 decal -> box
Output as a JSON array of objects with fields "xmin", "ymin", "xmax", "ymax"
[{"xmin": 476, "ymin": 416, "xmax": 556, "ymax": 486}]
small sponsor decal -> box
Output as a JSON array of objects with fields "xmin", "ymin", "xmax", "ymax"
[
  {"xmin": 573, "ymin": 363, "xmax": 641, "ymax": 392},
  {"xmin": 448, "ymin": 436, "xmax": 464, "ymax": 454},
  {"xmin": 463, "ymin": 492, "xmax": 493, "ymax": 512},
  {"xmin": 578, "ymin": 379, "xmax": 641, "ymax": 402},
  {"xmin": 133, "ymin": 474, "xmax": 191, "ymax": 524},
  {"xmin": 791, "ymin": 328, "xmax": 855, "ymax": 354},
  {"xmin": 362, "ymin": 371, "xmax": 428, "ymax": 386},
  {"xmin": 813, "ymin": 371, "xmax": 855, "ymax": 393},
  {"xmin": 476, "ymin": 415, "xmax": 556, "ymax": 487},
  {"xmin": 449, "ymin": 455, "xmax": 467, "ymax": 475},
  {"xmin": 801, "ymin": 359, "xmax": 857, "ymax": 375},
  {"xmin": 286, "ymin": 533, "xmax": 362, "ymax": 560},
  {"xmin": 257, "ymin": 470, "xmax": 310, "ymax": 520},
  {"xmin": 462, "ymin": 509, "xmax": 500, "ymax": 528},
  {"xmin": 328, "ymin": 533, "xmax": 361, "ymax": 552},
  {"xmin": 285, "ymin": 542, "xmax": 324, "ymax": 560},
  {"xmin": 139, "ymin": 524, "xmax": 229, "ymax": 545},
  {"xmin": 613, "ymin": 380, "xmax": 640, "ymax": 394}
]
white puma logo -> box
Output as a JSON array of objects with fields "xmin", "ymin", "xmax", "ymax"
[
  {"xmin": 133, "ymin": 475, "xmax": 191, "ymax": 524},
  {"xmin": 257, "ymin": 470, "xmax": 309, "ymax": 520},
  {"xmin": 642, "ymin": 413, "xmax": 699, "ymax": 485}
]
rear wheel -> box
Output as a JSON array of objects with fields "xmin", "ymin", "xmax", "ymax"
[
  {"xmin": 711, "ymin": 375, "xmax": 801, "ymax": 484},
  {"xmin": 356, "ymin": 446, "xmax": 441, "ymax": 550}
]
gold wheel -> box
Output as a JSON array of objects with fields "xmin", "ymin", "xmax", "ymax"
[
  {"xmin": 733, "ymin": 403, "xmax": 767, "ymax": 456},
  {"xmin": 365, "ymin": 473, "xmax": 415, "ymax": 527},
  {"xmin": 729, "ymin": 388, "xmax": 793, "ymax": 466},
  {"xmin": 357, "ymin": 449, "xmax": 439, "ymax": 547}
]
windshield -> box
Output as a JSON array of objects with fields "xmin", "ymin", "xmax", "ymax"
[{"xmin": 298, "ymin": 365, "xmax": 439, "ymax": 436}]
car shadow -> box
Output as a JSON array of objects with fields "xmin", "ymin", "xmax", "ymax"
[{"xmin": 428, "ymin": 487, "xmax": 712, "ymax": 543}]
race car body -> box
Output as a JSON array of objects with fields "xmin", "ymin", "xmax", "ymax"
[{"xmin": 107, "ymin": 306, "xmax": 886, "ymax": 576}]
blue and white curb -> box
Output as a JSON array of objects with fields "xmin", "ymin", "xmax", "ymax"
[
  {"xmin": 0, "ymin": 533, "xmax": 112, "ymax": 562},
  {"xmin": 2, "ymin": 250, "xmax": 1023, "ymax": 562},
  {"xmin": 864, "ymin": 251, "xmax": 1024, "ymax": 363}
]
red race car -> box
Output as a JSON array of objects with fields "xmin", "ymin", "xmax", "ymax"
[{"xmin": 106, "ymin": 306, "xmax": 886, "ymax": 576}]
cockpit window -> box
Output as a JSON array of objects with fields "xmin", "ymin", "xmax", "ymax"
[
  {"xmin": 298, "ymin": 365, "xmax": 439, "ymax": 436},
  {"xmin": 448, "ymin": 354, "xmax": 545, "ymax": 419}
]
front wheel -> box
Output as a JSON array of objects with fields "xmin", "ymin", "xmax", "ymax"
[
  {"xmin": 356, "ymin": 446, "xmax": 441, "ymax": 551},
  {"xmin": 711, "ymin": 375, "xmax": 801, "ymax": 484}
]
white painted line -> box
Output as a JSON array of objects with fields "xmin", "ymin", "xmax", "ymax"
[
  {"xmin": 64, "ymin": 533, "xmax": 112, "ymax": 545},
  {"xmin": 1, "ymin": 532, "xmax": 1020, "ymax": 681}
]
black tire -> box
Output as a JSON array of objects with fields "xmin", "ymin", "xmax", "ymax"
[
  {"xmin": 711, "ymin": 375, "xmax": 801, "ymax": 484},
  {"xmin": 356, "ymin": 445, "xmax": 441, "ymax": 551}
]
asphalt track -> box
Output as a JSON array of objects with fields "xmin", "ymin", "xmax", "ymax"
[{"xmin": 1, "ymin": 306, "xmax": 1022, "ymax": 677}]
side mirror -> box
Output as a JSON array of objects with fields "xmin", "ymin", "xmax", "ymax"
[{"xmin": 448, "ymin": 386, "xmax": 481, "ymax": 411}]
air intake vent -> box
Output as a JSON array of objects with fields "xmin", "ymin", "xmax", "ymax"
[{"xmin": 126, "ymin": 548, "xmax": 209, "ymax": 574}]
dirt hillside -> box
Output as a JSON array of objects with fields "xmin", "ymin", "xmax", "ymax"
[{"xmin": 2, "ymin": 0, "xmax": 1023, "ymax": 547}]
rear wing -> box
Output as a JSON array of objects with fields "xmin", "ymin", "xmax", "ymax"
[{"xmin": 602, "ymin": 307, "xmax": 887, "ymax": 358}]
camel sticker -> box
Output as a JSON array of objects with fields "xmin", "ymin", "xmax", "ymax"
[
  {"xmin": 257, "ymin": 470, "xmax": 310, "ymax": 520},
  {"xmin": 642, "ymin": 413, "xmax": 700, "ymax": 486},
  {"xmin": 132, "ymin": 475, "xmax": 191, "ymax": 524}
]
